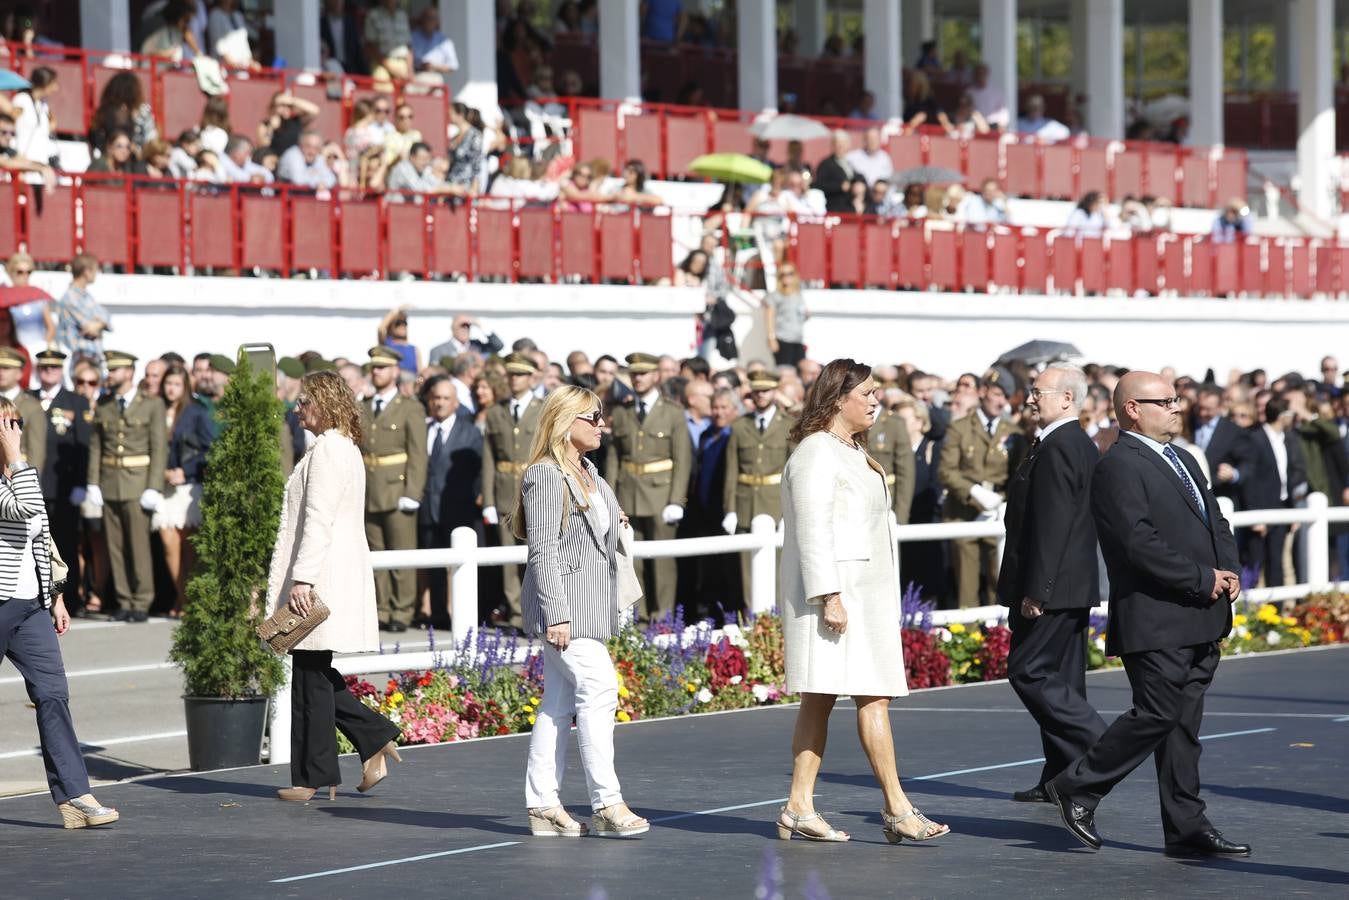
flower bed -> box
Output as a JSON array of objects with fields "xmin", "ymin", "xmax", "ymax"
[{"xmin": 340, "ymin": 591, "xmax": 1348, "ymax": 749}]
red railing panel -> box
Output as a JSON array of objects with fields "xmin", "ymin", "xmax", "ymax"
[
  {"xmin": 1112, "ymin": 150, "xmax": 1144, "ymax": 200},
  {"xmin": 829, "ymin": 219, "xmax": 861, "ymax": 286},
  {"xmin": 1162, "ymin": 237, "xmax": 1187, "ymax": 293},
  {"xmin": 1106, "ymin": 237, "xmax": 1133, "ymax": 295},
  {"xmin": 384, "ymin": 200, "xmax": 429, "ymax": 275},
  {"xmin": 1042, "ymin": 144, "xmax": 1074, "ymax": 200},
  {"xmin": 92, "ymin": 66, "xmax": 152, "ymax": 131},
  {"xmin": 1144, "ymin": 148, "xmax": 1180, "ymax": 205},
  {"xmin": 401, "ymin": 90, "xmax": 449, "ymax": 156},
  {"xmin": 991, "ymin": 230, "xmax": 1019, "ymax": 289},
  {"xmin": 1215, "ymin": 157, "xmax": 1246, "ymax": 206},
  {"xmin": 430, "ymin": 204, "xmax": 471, "ymax": 276},
  {"xmin": 1051, "ymin": 236, "xmax": 1078, "ymax": 294},
  {"xmin": 289, "ymin": 195, "xmax": 332, "ymax": 272},
  {"xmin": 1238, "ymin": 241, "xmax": 1263, "ymax": 296},
  {"xmin": 517, "ymin": 206, "xmax": 555, "ymax": 279},
  {"xmin": 574, "ymin": 107, "xmax": 618, "ymax": 168},
  {"xmin": 1020, "ymin": 231, "xmax": 1048, "ymax": 293},
  {"xmin": 887, "ymin": 134, "xmax": 923, "ymax": 176},
  {"xmin": 25, "ymin": 184, "xmax": 76, "ymax": 264},
  {"xmin": 862, "ymin": 220, "xmax": 893, "ymax": 288},
  {"xmin": 80, "ymin": 183, "xmax": 133, "ymax": 267},
  {"xmin": 1135, "ymin": 234, "xmax": 1160, "ymax": 295},
  {"xmin": 896, "ymin": 225, "xmax": 925, "ymax": 288},
  {"xmin": 1289, "ymin": 242, "xmax": 1311, "ymax": 296},
  {"xmin": 793, "ymin": 220, "xmax": 827, "ymax": 284},
  {"xmin": 1189, "ymin": 240, "xmax": 1213, "ymax": 295},
  {"xmin": 290, "ymin": 82, "xmax": 345, "ymax": 145},
  {"xmin": 929, "ymin": 228, "xmax": 958, "ymax": 291},
  {"xmin": 1181, "ymin": 157, "xmax": 1212, "ymax": 209},
  {"xmin": 475, "ymin": 206, "xmax": 514, "ymax": 278},
  {"xmin": 926, "ymin": 136, "xmax": 962, "ymax": 175},
  {"xmin": 1213, "ymin": 242, "xmax": 1240, "ymax": 295},
  {"xmin": 190, "ymin": 189, "xmax": 235, "ymax": 269},
  {"xmin": 159, "ymin": 70, "xmax": 203, "ymax": 142},
  {"xmin": 1079, "ymin": 237, "xmax": 1105, "ymax": 294},
  {"xmin": 960, "ymin": 229, "xmax": 989, "ymax": 291},
  {"xmin": 338, "ymin": 199, "xmax": 382, "ymax": 276},
  {"xmin": 134, "ymin": 185, "xmax": 183, "ymax": 268},
  {"xmin": 1005, "ymin": 143, "xmax": 1038, "ymax": 197},
  {"xmin": 240, "ymin": 191, "xmax": 285, "ymax": 271},
  {"xmin": 599, "ymin": 210, "xmax": 636, "ymax": 281},
  {"xmin": 559, "ymin": 210, "xmax": 596, "ymax": 281},
  {"xmin": 31, "ymin": 59, "xmax": 87, "ymax": 137},
  {"xmin": 710, "ymin": 119, "xmax": 755, "ymax": 161},
  {"xmin": 1077, "ymin": 147, "xmax": 1109, "ymax": 197},
  {"xmin": 1315, "ymin": 244, "xmax": 1341, "ymax": 296},
  {"xmin": 0, "ymin": 179, "xmax": 20, "ymax": 257},
  {"xmin": 637, "ymin": 211, "xmax": 673, "ymax": 282},
  {"xmin": 966, "ymin": 139, "xmax": 1000, "ymax": 189},
  {"xmin": 665, "ymin": 113, "xmax": 710, "ymax": 177},
  {"xmin": 1264, "ymin": 241, "xmax": 1289, "ymax": 296},
  {"xmin": 623, "ymin": 115, "xmax": 662, "ymax": 175}
]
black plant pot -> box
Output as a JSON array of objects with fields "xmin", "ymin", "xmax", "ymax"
[{"xmin": 183, "ymin": 696, "xmax": 269, "ymax": 770}]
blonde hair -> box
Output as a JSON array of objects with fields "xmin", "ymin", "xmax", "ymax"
[
  {"xmin": 510, "ymin": 385, "xmax": 601, "ymax": 540},
  {"xmin": 301, "ymin": 370, "xmax": 363, "ymax": 444},
  {"xmin": 6, "ymin": 252, "xmax": 34, "ymax": 277},
  {"xmin": 0, "ymin": 396, "xmax": 15, "ymax": 419}
]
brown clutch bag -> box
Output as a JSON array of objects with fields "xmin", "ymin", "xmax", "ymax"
[{"xmin": 257, "ymin": 589, "xmax": 330, "ymax": 654}]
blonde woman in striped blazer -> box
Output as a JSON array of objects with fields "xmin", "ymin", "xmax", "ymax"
[
  {"xmin": 514, "ymin": 385, "xmax": 649, "ymax": 839},
  {"xmin": 0, "ymin": 398, "xmax": 119, "ymax": 829}
]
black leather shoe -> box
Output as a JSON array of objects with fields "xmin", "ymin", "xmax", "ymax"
[
  {"xmin": 1045, "ymin": 781, "xmax": 1102, "ymax": 850},
  {"xmin": 130, "ymin": 611, "xmax": 149, "ymax": 623},
  {"xmin": 1165, "ymin": 829, "xmax": 1251, "ymax": 857},
  {"xmin": 386, "ymin": 621, "xmax": 408, "ymax": 633},
  {"xmin": 109, "ymin": 609, "xmax": 133, "ymax": 622},
  {"xmin": 1013, "ymin": 785, "xmax": 1052, "ymax": 803}
]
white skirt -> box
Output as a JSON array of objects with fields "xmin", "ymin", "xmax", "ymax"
[{"xmin": 152, "ymin": 482, "xmax": 203, "ymax": 530}]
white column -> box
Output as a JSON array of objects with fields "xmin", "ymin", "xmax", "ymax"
[
  {"xmin": 443, "ymin": 0, "xmax": 498, "ymax": 107},
  {"xmin": 865, "ymin": 0, "xmax": 903, "ymax": 120},
  {"xmin": 794, "ymin": 0, "xmax": 828, "ymax": 56},
  {"xmin": 1189, "ymin": 0, "xmax": 1224, "ymax": 147},
  {"xmin": 274, "ymin": 0, "xmax": 321, "ymax": 71},
  {"xmin": 980, "ymin": 0, "xmax": 1018, "ymax": 134},
  {"xmin": 1297, "ymin": 0, "xmax": 1335, "ymax": 219},
  {"xmin": 1274, "ymin": 0, "xmax": 1300, "ymax": 92},
  {"xmin": 738, "ymin": 0, "xmax": 778, "ymax": 113},
  {"xmin": 80, "ymin": 0, "xmax": 131, "ymax": 53},
  {"xmin": 1084, "ymin": 0, "xmax": 1124, "ymax": 140},
  {"xmin": 598, "ymin": 0, "xmax": 641, "ymax": 103},
  {"xmin": 902, "ymin": 0, "xmax": 935, "ymax": 69}
]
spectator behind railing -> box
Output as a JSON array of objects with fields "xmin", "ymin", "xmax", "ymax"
[
  {"xmin": 384, "ymin": 103, "xmax": 421, "ymax": 164},
  {"xmin": 0, "ymin": 112, "xmax": 56, "ymax": 189},
  {"xmin": 259, "ymin": 90, "xmax": 321, "ymax": 158},
  {"xmin": 221, "ymin": 134, "xmax": 273, "ymax": 184},
  {"xmin": 1016, "ymin": 94, "xmax": 1070, "ymax": 143},
  {"xmin": 845, "ymin": 127, "xmax": 893, "ymax": 188},
  {"xmin": 932, "ymin": 184, "xmax": 965, "ymax": 222},
  {"xmin": 948, "ymin": 92, "xmax": 991, "ymax": 140},
  {"xmin": 871, "ymin": 179, "xmax": 903, "ymax": 219},
  {"xmin": 411, "ymin": 5, "xmax": 458, "ymax": 81},
  {"xmin": 207, "ymin": 0, "xmax": 256, "ymax": 69},
  {"xmin": 489, "ymin": 156, "xmax": 558, "ymax": 202},
  {"xmin": 447, "ymin": 103, "xmax": 484, "ymax": 191},
  {"xmin": 899, "ymin": 183, "xmax": 928, "ymax": 222},
  {"xmin": 198, "ymin": 95, "xmax": 231, "ymax": 155},
  {"xmin": 1211, "ymin": 198, "xmax": 1252, "ymax": 244},
  {"xmin": 968, "ymin": 63, "xmax": 1009, "ymax": 131},
  {"xmin": 558, "ymin": 160, "xmax": 605, "ymax": 212},
  {"xmin": 385, "ymin": 141, "xmax": 447, "ymax": 195},
  {"xmin": 607, "ymin": 159, "xmax": 663, "ymax": 207},
  {"xmin": 784, "ymin": 139, "xmax": 811, "ymax": 177},
  {"xmin": 141, "ymin": 1, "xmax": 202, "ymax": 62},
  {"xmin": 12, "ymin": 65, "xmax": 57, "ymax": 170},
  {"xmin": 141, "ymin": 139, "xmax": 174, "ymax": 179},
  {"xmin": 956, "ymin": 178, "xmax": 1009, "ymax": 230},
  {"xmin": 815, "ymin": 130, "xmax": 855, "ymax": 213},
  {"xmin": 372, "ymin": 44, "xmax": 413, "ymax": 93},
  {"xmin": 903, "ymin": 70, "xmax": 952, "ymax": 135},
  {"xmin": 89, "ymin": 72, "xmax": 158, "ymax": 157},
  {"xmin": 364, "ymin": 0, "xmax": 412, "ymax": 64},
  {"xmin": 278, "ymin": 130, "xmax": 339, "ymax": 190},
  {"xmin": 846, "ymin": 178, "xmax": 876, "ymax": 216},
  {"xmin": 86, "ymin": 128, "xmax": 144, "ymax": 180},
  {"xmin": 168, "ymin": 129, "xmax": 202, "ymax": 179},
  {"xmin": 1064, "ymin": 190, "xmax": 1108, "ymax": 238},
  {"xmin": 321, "ymin": 0, "xmax": 367, "ymax": 75}
]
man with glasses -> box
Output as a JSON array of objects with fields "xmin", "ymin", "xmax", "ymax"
[
  {"xmin": 1047, "ymin": 372, "xmax": 1247, "ymax": 859},
  {"xmin": 0, "ymin": 112, "xmax": 56, "ymax": 187},
  {"xmin": 30, "ymin": 349, "xmax": 91, "ymax": 615},
  {"xmin": 384, "ymin": 103, "xmax": 421, "ymax": 165},
  {"xmin": 1320, "ymin": 356, "xmax": 1341, "ymax": 398},
  {"xmin": 429, "ymin": 316, "xmax": 503, "ymax": 363},
  {"xmin": 997, "ymin": 364, "xmax": 1107, "ymax": 806}
]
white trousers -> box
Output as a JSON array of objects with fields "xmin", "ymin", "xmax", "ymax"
[{"xmin": 525, "ymin": 638, "xmax": 623, "ymax": 810}]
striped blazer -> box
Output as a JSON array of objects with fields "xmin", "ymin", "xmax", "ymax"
[
  {"xmin": 0, "ymin": 465, "xmax": 53, "ymax": 605},
  {"xmin": 519, "ymin": 459, "xmax": 621, "ymax": 641}
]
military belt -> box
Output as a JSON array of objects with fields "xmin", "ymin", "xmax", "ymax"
[
  {"xmin": 737, "ymin": 472, "xmax": 782, "ymax": 487},
  {"xmin": 363, "ymin": 452, "xmax": 409, "ymax": 468},
  {"xmin": 102, "ymin": 454, "xmax": 151, "ymax": 469},
  {"xmin": 623, "ymin": 458, "xmax": 674, "ymax": 475},
  {"xmin": 495, "ymin": 461, "xmax": 529, "ymax": 474}
]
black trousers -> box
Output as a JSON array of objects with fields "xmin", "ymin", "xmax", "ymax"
[
  {"xmin": 1007, "ymin": 606, "xmax": 1107, "ymax": 788},
  {"xmin": 1052, "ymin": 641, "xmax": 1220, "ymax": 843},
  {"xmin": 45, "ymin": 498, "xmax": 81, "ymax": 610},
  {"xmin": 772, "ymin": 341, "xmax": 805, "ymax": 368},
  {"xmin": 1248, "ymin": 525, "xmax": 1290, "ymax": 587},
  {"xmin": 290, "ymin": 650, "xmax": 401, "ymax": 788}
]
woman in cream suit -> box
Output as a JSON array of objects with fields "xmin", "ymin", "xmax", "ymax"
[
  {"xmin": 777, "ymin": 359, "xmax": 949, "ymax": 844},
  {"xmin": 514, "ymin": 385, "xmax": 649, "ymax": 839},
  {"xmin": 266, "ymin": 370, "xmax": 401, "ymax": 802}
]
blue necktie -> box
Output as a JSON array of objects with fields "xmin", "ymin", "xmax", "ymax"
[{"xmin": 1163, "ymin": 444, "xmax": 1206, "ymax": 521}]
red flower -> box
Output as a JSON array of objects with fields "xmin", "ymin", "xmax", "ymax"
[
  {"xmin": 976, "ymin": 626, "xmax": 1012, "ymax": 681},
  {"xmin": 705, "ymin": 639, "xmax": 749, "ymax": 690},
  {"xmin": 902, "ymin": 628, "xmax": 951, "ymax": 689}
]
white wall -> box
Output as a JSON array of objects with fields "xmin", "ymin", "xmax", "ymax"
[{"xmin": 28, "ymin": 272, "xmax": 1349, "ymax": 382}]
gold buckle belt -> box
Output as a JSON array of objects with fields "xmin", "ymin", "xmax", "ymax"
[
  {"xmin": 884, "ymin": 474, "xmax": 897, "ymax": 486},
  {"xmin": 738, "ymin": 472, "xmax": 782, "ymax": 487},
  {"xmin": 623, "ymin": 458, "xmax": 674, "ymax": 475},
  {"xmin": 364, "ymin": 452, "xmax": 409, "ymax": 468},
  {"xmin": 102, "ymin": 454, "xmax": 150, "ymax": 469},
  {"xmin": 495, "ymin": 461, "xmax": 529, "ymax": 474}
]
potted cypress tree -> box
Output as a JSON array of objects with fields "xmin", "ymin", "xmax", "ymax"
[{"xmin": 170, "ymin": 352, "xmax": 286, "ymax": 770}]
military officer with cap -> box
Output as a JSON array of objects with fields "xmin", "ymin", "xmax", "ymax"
[
  {"xmin": 86, "ymin": 350, "xmax": 166, "ymax": 621},
  {"xmin": 480, "ymin": 352, "xmax": 543, "ymax": 628},
  {"xmin": 721, "ymin": 370, "xmax": 794, "ymax": 596},
  {"xmin": 939, "ymin": 365, "xmax": 1028, "ymax": 608},
  {"xmin": 604, "ymin": 351, "xmax": 692, "ymax": 619},
  {"xmin": 870, "ymin": 402, "xmax": 917, "ymax": 526},
  {"xmin": 278, "ymin": 356, "xmax": 307, "ymax": 473},
  {"xmin": 31, "ymin": 349, "xmax": 91, "ymax": 612},
  {"xmin": 361, "ymin": 346, "xmax": 428, "ymax": 632},
  {"xmin": 0, "ymin": 346, "xmax": 46, "ymax": 471}
]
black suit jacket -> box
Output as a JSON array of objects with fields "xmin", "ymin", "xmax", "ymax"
[
  {"xmin": 997, "ymin": 421, "xmax": 1100, "ymax": 610},
  {"xmin": 30, "ymin": 388, "xmax": 91, "ymax": 502},
  {"xmin": 1091, "ymin": 433, "xmax": 1239, "ymax": 656},
  {"xmin": 1197, "ymin": 416, "xmax": 1251, "ymax": 503},
  {"xmin": 814, "ymin": 155, "xmax": 854, "ymax": 212},
  {"xmin": 419, "ymin": 409, "xmax": 483, "ymax": 531},
  {"xmin": 320, "ymin": 12, "xmax": 367, "ymax": 74},
  {"xmin": 1241, "ymin": 425, "xmax": 1308, "ymax": 511}
]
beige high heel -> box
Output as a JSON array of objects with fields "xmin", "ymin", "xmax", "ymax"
[
  {"xmin": 357, "ymin": 741, "xmax": 402, "ymax": 793},
  {"xmin": 591, "ymin": 804, "xmax": 650, "ymax": 837},
  {"xmin": 58, "ymin": 796, "xmax": 119, "ymax": 829},
  {"xmin": 528, "ymin": 805, "xmax": 589, "ymax": 837},
  {"xmin": 881, "ymin": 807, "xmax": 950, "ymax": 843},
  {"xmin": 776, "ymin": 806, "xmax": 850, "ymax": 842},
  {"xmin": 277, "ymin": 785, "xmax": 338, "ymax": 802}
]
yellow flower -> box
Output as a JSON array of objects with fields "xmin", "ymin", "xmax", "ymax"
[
  {"xmin": 617, "ymin": 710, "xmax": 631, "ymax": 722},
  {"xmin": 390, "ymin": 691, "xmax": 405, "ymax": 705},
  {"xmin": 614, "ymin": 673, "xmax": 624, "ymax": 687},
  {"xmin": 687, "ymin": 683, "xmax": 697, "ymax": 693},
  {"xmin": 1282, "ymin": 616, "xmax": 1298, "ymax": 626},
  {"xmin": 527, "ymin": 714, "xmax": 536, "ymax": 725},
  {"xmin": 948, "ymin": 623, "xmax": 966, "ymax": 634},
  {"xmin": 971, "ymin": 631, "xmax": 985, "ymax": 644},
  {"xmin": 618, "ymin": 686, "xmax": 630, "ymax": 698},
  {"xmin": 958, "ymin": 661, "xmax": 970, "ymax": 674},
  {"xmin": 1232, "ymin": 614, "xmax": 1248, "ymax": 627},
  {"xmin": 530, "ymin": 696, "xmax": 541, "ymax": 705}
]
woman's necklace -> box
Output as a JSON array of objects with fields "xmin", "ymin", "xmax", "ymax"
[{"xmin": 826, "ymin": 428, "xmax": 858, "ymax": 450}]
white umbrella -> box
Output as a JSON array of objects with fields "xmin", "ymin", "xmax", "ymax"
[
  {"xmin": 750, "ymin": 114, "xmax": 831, "ymax": 142},
  {"xmin": 1144, "ymin": 94, "xmax": 1189, "ymax": 125}
]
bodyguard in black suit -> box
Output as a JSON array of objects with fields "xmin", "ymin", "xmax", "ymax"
[
  {"xmin": 996, "ymin": 365, "xmax": 1107, "ymax": 803},
  {"xmin": 31, "ymin": 350, "xmax": 91, "ymax": 612},
  {"xmin": 1047, "ymin": 372, "xmax": 1249, "ymax": 858},
  {"xmin": 1240, "ymin": 397, "xmax": 1307, "ymax": 588},
  {"xmin": 418, "ymin": 376, "xmax": 483, "ymax": 625},
  {"xmin": 1191, "ymin": 385, "xmax": 1251, "ymax": 503}
]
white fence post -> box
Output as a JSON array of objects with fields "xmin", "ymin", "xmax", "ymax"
[
  {"xmin": 269, "ymin": 655, "xmax": 292, "ymax": 765},
  {"xmin": 1305, "ymin": 491, "xmax": 1330, "ymax": 589},
  {"xmin": 450, "ymin": 526, "xmax": 479, "ymax": 644},
  {"xmin": 749, "ymin": 514, "xmax": 777, "ymax": 614},
  {"xmin": 1218, "ymin": 496, "xmax": 1236, "ymax": 526}
]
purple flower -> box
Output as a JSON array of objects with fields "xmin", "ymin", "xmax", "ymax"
[{"xmin": 901, "ymin": 582, "xmax": 935, "ymax": 632}]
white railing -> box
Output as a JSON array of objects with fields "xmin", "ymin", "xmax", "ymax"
[{"xmin": 266, "ymin": 494, "xmax": 1349, "ymax": 764}]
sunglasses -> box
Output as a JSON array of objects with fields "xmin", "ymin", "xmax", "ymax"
[
  {"xmin": 576, "ymin": 410, "xmax": 603, "ymax": 427},
  {"xmin": 1135, "ymin": 396, "xmax": 1182, "ymax": 408},
  {"xmin": 76, "ymin": 378, "xmax": 101, "ymax": 386},
  {"xmin": 11, "ymin": 268, "xmax": 32, "ymax": 276},
  {"xmin": 2, "ymin": 417, "xmax": 24, "ymax": 428}
]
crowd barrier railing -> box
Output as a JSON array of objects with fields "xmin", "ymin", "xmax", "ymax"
[{"xmin": 268, "ymin": 495, "xmax": 1349, "ymax": 763}]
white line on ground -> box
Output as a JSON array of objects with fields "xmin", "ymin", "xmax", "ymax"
[
  {"xmin": 67, "ymin": 619, "xmax": 172, "ymax": 631},
  {"xmin": 1333, "ymin": 715, "xmax": 1349, "ymax": 723},
  {"xmin": 892, "ymin": 707, "xmax": 1346, "ymax": 719},
  {"xmin": 0, "ymin": 662, "xmax": 175, "ymax": 686},
  {"xmin": 0, "ymin": 730, "xmax": 187, "ymax": 760},
  {"xmin": 267, "ymin": 725, "xmax": 1281, "ymax": 883}
]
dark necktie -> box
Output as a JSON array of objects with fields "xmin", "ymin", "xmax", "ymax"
[
  {"xmin": 637, "ymin": 400, "xmax": 647, "ymax": 423},
  {"xmin": 1163, "ymin": 444, "xmax": 1207, "ymax": 520},
  {"xmin": 1029, "ymin": 436, "xmax": 1041, "ymax": 454},
  {"xmin": 374, "ymin": 397, "xmax": 385, "ymax": 417},
  {"xmin": 119, "ymin": 396, "xmax": 128, "ymax": 413},
  {"xmin": 987, "ymin": 418, "xmax": 996, "ymax": 437},
  {"xmin": 431, "ymin": 424, "xmax": 446, "ymax": 458},
  {"xmin": 512, "ymin": 402, "xmax": 521, "ymax": 423},
  {"xmin": 758, "ymin": 416, "xmax": 766, "ymax": 434}
]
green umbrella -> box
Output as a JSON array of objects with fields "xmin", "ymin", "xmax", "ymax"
[{"xmin": 688, "ymin": 152, "xmax": 773, "ymax": 185}]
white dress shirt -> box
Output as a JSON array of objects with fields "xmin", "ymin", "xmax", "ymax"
[
  {"xmin": 427, "ymin": 415, "xmax": 457, "ymax": 453},
  {"xmin": 510, "ymin": 394, "xmax": 532, "ymax": 422},
  {"xmin": 1263, "ymin": 424, "xmax": 1289, "ymax": 501},
  {"xmin": 754, "ymin": 405, "xmax": 777, "ymax": 433},
  {"xmin": 1035, "ymin": 416, "xmax": 1074, "ymax": 441}
]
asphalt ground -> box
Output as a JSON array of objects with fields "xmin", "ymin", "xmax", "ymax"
[{"xmin": 0, "ymin": 644, "xmax": 1344, "ymax": 899}]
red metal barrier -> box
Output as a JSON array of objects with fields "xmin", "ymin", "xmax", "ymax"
[
  {"xmin": 190, "ymin": 188, "xmax": 235, "ymax": 269},
  {"xmin": 339, "ymin": 199, "xmax": 383, "ymax": 276},
  {"xmin": 385, "ymin": 199, "xmax": 430, "ymax": 276},
  {"xmin": 290, "ymin": 194, "xmax": 333, "ymax": 273},
  {"xmin": 134, "ymin": 186, "xmax": 183, "ymax": 269},
  {"xmin": 638, "ymin": 212, "xmax": 674, "ymax": 282},
  {"xmin": 240, "ymin": 192, "xmax": 285, "ymax": 271}
]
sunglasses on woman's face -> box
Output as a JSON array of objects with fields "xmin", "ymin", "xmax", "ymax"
[
  {"xmin": 1, "ymin": 417, "xmax": 24, "ymax": 428},
  {"xmin": 576, "ymin": 410, "xmax": 603, "ymax": 427},
  {"xmin": 76, "ymin": 378, "xmax": 100, "ymax": 387}
]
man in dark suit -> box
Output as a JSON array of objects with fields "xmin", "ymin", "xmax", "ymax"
[
  {"xmin": 1191, "ymin": 383, "xmax": 1251, "ymax": 503},
  {"xmin": 418, "ymin": 375, "xmax": 482, "ymax": 627},
  {"xmin": 320, "ymin": 0, "xmax": 367, "ymax": 74},
  {"xmin": 1240, "ymin": 396, "xmax": 1308, "ymax": 588},
  {"xmin": 1047, "ymin": 371, "xmax": 1249, "ymax": 858},
  {"xmin": 997, "ymin": 364, "xmax": 1107, "ymax": 804},
  {"xmin": 813, "ymin": 130, "xmax": 857, "ymax": 213},
  {"xmin": 31, "ymin": 350, "xmax": 91, "ymax": 613}
]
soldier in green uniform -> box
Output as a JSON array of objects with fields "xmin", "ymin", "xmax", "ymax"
[
  {"xmin": 86, "ymin": 351, "xmax": 166, "ymax": 622},
  {"xmin": 360, "ymin": 346, "xmax": 428, "ymax": 632},
  {"xmin": 0, "ymin": 347, "xmax": 45, "ymax": 471},
  {"xmin": 870, "ymin": 403, "xmax": 916, "ymax": 525},
  {"xmin": 721, "ymin": 370, "xmax": 795, "ymax": 600},
  {"xmin": 938, "ymin": 366, "xmax": 1026, "ymax": 608},
  {"xmin": 604, "ymin": 352, "xmax": 693, "ymax": 620},
  {"xmin": 480, "ymin": 353, "xmax": 543, "ymax": 629}
]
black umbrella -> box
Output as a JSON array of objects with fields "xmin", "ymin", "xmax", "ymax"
[
  {"xmin": 995, "ymin": 340, "xmax": 1082, "ymax": 367},
  {"xmin": 893, "ymin": 165, "xmax": 965, "ymax": 185}
]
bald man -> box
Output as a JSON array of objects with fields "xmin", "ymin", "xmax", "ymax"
[{"xmin": 1046, "ymin": 371, "xmax": 1248, "ymax": 858}]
